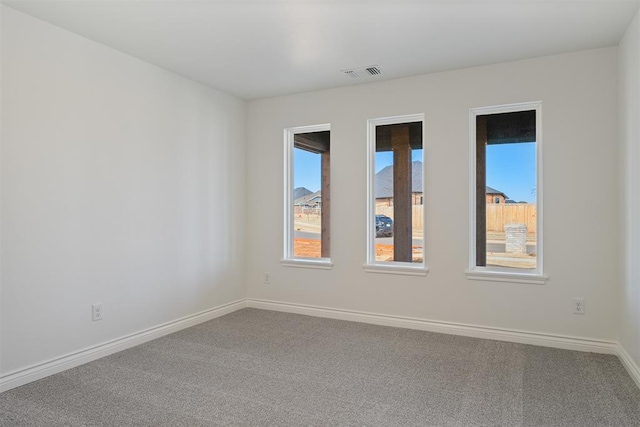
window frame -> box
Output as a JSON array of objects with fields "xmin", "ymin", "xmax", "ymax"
[
  {"xmin": 364, "ymin": 114, "xmax": 428, "ymax": 276},
  {"xmin": 282, "ymin": 123, "xmax": 333, "ymax": 269},
  {"xmin": 466, "ymin": 101, "xmax": 547, "ymax": 284}
]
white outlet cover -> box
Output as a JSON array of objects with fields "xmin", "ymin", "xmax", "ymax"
[
  {"xmin": 92, "ymin": 303, "xmax": 103, "ymax": 321},
  {"xmin": 572, "ymin": 298, "xmax": 585, "ymax": 314}
]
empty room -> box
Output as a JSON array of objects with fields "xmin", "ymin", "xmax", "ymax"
[{"xmin": 1, "ymin": 0, "xmax": 640, "ymax": 425}]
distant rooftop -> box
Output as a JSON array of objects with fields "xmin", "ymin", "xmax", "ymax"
[
  {"xmin": 374, "ymin": 162, "xmax": 507, "ymax": 199},
  {"xmin": 486, "ymin": 186, "xmax": 508, "ymax": 199},
  {"xmin": 375, "ymin": 161, "xmax": 423, "ymax": 199}
]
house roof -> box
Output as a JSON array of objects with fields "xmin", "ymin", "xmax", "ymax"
[
  {"xmin": 294, "ymin": 190, "xmax": 321, "ymax": 206},
  {"xmin": 373, "ymin": 163, "xmax": 508, "ymax": 200},
  {"xmin": 375, "ymin": 161, "xmax": 423, "ymax": 199},
  {"xmin": 486, "ymin": 186, "xmax": 508, "ymax": 199}
]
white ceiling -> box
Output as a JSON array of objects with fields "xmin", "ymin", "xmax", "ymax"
[{"xmin": 4, "ymin": 0, "xmax": 639, "ymax": 100}]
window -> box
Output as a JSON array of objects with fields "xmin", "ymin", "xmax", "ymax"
[
  {"xmin": 365, "ymin": 114, "xmax": 427, "ymax": 275},
  {"xmin": 283, "ymin": 124, "xmax": 332, "ymax": 268},
  {"xmin": 467, "ymin": 102, "xmax": 545, "ymax": 284}
]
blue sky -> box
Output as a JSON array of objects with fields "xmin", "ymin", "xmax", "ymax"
[
  {"xmin": 486, "ymin": 142, "xmax": 536, "ymax": 203},
  {"xmin": 294, "ymin": 144, "xmax": 536, "ymax": 203},
  {"xmin": 293, "ymin": 149, "xmax": 321, "ymax": 192}
]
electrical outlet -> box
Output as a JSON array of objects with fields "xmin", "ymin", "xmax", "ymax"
[
  {"xmin": 92, "ymin": 303, "xmax": 103, "ymax": 321},
  {"xmin": 264, "ymin": 273, "xmax": 271, "ymax": 284},
  {"xmin": 572, "ymin": 298, "xmax": 585, "ymax": 315}
]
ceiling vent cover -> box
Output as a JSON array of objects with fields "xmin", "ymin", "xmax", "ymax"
[
  {"xmin": 342, "ymin": 65, "xmax": 382, "ymax": 79},
  {"xmin": 365, "ymin": 66, "xmax": 381, "ymax": 76}
]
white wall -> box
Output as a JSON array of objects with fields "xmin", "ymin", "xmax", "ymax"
[
  {"xmin": 0, "ymin": 7, "xmax": 246, "ymax": 374},
  {"xmin": 0, "ymin": 2, "xmax": 629, "ymax": 384},
  {"xmin": 246, "ymin": 48, "xmax": 620, "ymax": 342},
  {"xmin": 620, "ymin": 10, "xmax": 640, "ymax": 368}
]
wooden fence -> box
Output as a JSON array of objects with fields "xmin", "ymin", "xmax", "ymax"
[
  {"xmin": 486, "ymin": 204, "xmax": 537, "ymax": 233},
  {"xmin": 375, "ymin": 204, "xmax": 537, "ymax": 233}
]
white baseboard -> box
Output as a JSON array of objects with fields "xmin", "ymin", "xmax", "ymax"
[
  {"xmin": 246, "ymin": 298, "xmax": 619, "ymax": 354},
  {"xmin": 3, "ymin": 298, "xmax": 636, "ymax": 394},
  {"xmin": 0, "ymin": 299, "xmax": 246, "ymax": 393},
  {"xmin": 617, "ymin": 344, "xmax": 640, "ymax": 390}
]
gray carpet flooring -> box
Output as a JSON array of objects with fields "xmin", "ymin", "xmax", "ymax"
[{"xmin": 1, "ymin": 308, "xmax": 639, "ymax": 426}]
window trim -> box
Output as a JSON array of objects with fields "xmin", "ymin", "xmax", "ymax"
[
  {"xmin": 364, "ymin": 113, "xmax": 428, "ymax": 275},
  {"xmin": 282, "ymin": 123, "xmax": 333, "ymax": 269},
  {"xmin": 466, "ymin": 101, "xmax": 547, "ymax": 284}
]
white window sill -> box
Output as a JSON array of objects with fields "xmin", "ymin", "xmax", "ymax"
[
  {"xmin": 281, "ymin": 258, "xmax": 334, "ymax": 270},
  {"xmin": 465, "ymin": 269, "xmax": 548, "ymax": 285},
  {"xmin": 363, "ymin": 263, "xmax": 429, "ymax": 276}
]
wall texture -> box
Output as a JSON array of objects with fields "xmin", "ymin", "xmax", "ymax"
[
  {"xmin": 246, "ymin": 48, "xmax": 619, "ymax": 342},
  {"xmin": 0, "ymin": 2, "xmax": 632, "ymax": 386},
  {"xmin": 0, "ymin": 7, "xmax": 246, "ymax": 374},
  {"xmin": 620, "ymin": 10, "xmax": 640, "ymax": 368}
]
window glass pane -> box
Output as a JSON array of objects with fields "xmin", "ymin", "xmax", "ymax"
[
  {"xmin": 293, "ymin": 147, "xmax": 321, "ymax": 258},
  {"xmin": 290, "ymin": 130, "xmax": 329, "ymax": 259},
  {"xmin": 477, "ymin": 111, "xmax": 537, "ymax": 270},
  {"xmin": 374, "ymin": 123, "xmax": 423, "ymax": 263}
]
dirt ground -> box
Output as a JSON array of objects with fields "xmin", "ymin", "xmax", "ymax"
[
  {"xmin": 294, "ymin": 239, "xmax": 423, "ymax": 263},
  {"xmin": 295, "ymin": 239, "xmax": 534, "ymax": 268},
  {"xmin": 293, "ymin": 239, "xmax": 322, "ymax": 258},
  {"xmin": 294, "ymin": 219, "xmax": 536, "ymax": 268}
]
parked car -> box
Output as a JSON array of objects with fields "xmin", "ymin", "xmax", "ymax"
[{"xmin": 375, "ymin": 214, "xmax": 393, "ymax": 237}]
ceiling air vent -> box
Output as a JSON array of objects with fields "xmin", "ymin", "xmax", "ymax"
[
  {"xmin": 342, "ymin": 65, "xmax": 382, "ymax": 79},
  {"xmin": 365, "ymin": 66, "xmax": 381, "ymax": 76}
]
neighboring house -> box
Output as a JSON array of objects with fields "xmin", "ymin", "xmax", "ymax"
[
  {"xmin": 375, "ymin": 161, "xmax": 424, "ymax": 207},
  {"xmin": 486, "ymin": 186, "xmax": 508, "ymax": 204},
  {"xmin": 373, "ymin": 162, "xmax": 508, "ymax": 207},
  {"xmin": 294, "ymin": 190, "xmax": 322, "ymax": 210}
]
